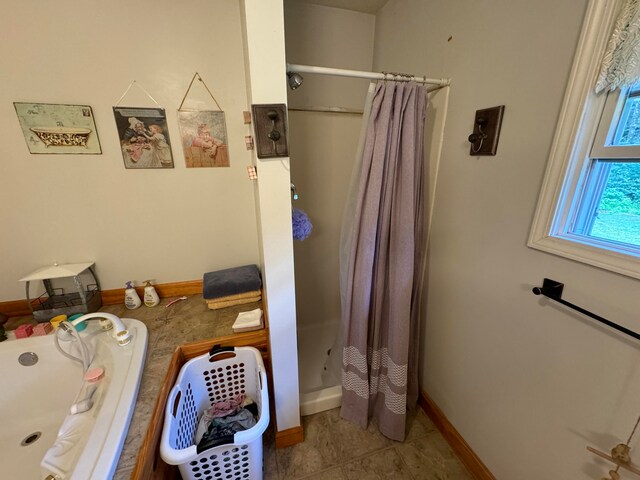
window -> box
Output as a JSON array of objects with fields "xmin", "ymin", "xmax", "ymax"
[
  {"xmin": 565, "ymin": 87, "xmax": 640, "ymax": 249},
  {"xmin": 528, "ymin": 0, "xmax": 640, "ymax": 279}
]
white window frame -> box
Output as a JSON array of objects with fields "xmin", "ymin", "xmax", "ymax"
[
  {"xmin": 591, "ymin": 88, "xmax": 640, "ymax": 157},
  {"xmin": 528, "ymin": 0, "xmax": 640, "ymax": 280}
]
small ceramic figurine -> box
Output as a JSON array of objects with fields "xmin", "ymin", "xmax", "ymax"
[{"xmin": 611, "ymin": 443, "xmax": 631, "ymax": 464}]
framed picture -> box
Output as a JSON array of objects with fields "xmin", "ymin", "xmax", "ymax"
[
  {"xmin": 177, "ymin": 110, "xmax": 230, "ymax": 168},
  {"xmin": 113, "ymin": 107, "xmax": 174, "ymax": 169},
  {"xmin": 14, "ymin": 103, "xmax": 102, "ymax": 154}
]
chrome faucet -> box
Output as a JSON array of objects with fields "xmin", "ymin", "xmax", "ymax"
[{"xmin": 69, "ymin": 312, "xmax": 132, "ymax": 346}]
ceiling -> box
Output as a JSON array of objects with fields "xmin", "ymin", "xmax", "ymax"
[{"xmin": 287, "ymin": 0, "xmax": 389, "ymax": 14}]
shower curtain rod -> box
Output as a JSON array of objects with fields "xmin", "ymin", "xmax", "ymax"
[{"xmin": 287, "ymin": 63, "xmax": 451, "ymax": 87}]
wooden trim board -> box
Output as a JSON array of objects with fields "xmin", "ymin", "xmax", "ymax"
[
  {"xmin": 418, "ymin": 390, "xmax": 495, "ymax": 480},
  {"xmin": 0, "ymin": 299, "xmax": 33, "ymax": 317},
  {"xmin": 132, "ymin": 347, "xmax": 184, "ymax": 480},
  {"xmin": 0, "ymin": 279, "xmax": 204, "ymax": 318},
  {"xmin": 275, "ymin": 425, "xmax": 304, "ymax": 449},
  {"xmin": 180, "ymin": 329, "xmax": 270, "ymax": 359}
]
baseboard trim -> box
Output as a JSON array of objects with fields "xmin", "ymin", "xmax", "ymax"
[
  {"xmin": 418, "ymin": 390, "xmax": 495, "ymax": 480},
  {"xmin": 0, "ymin": 299, "xmax": 32, "ymax": 317},
  {"xmin": 0, "ymin": 279, "xmax": 203, "ymax": 318},
  {"xmin": 275, "ymin": 425, "xmax": 304, "ymax": 449}
]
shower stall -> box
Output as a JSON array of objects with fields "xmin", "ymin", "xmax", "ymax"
[
  {"xmin": 284, "ymin": 2, "xmax": 448, "ymax": 417},
  {"xmin": 284, "ymin": 2, "xmax": 376, "ymax": 416}
]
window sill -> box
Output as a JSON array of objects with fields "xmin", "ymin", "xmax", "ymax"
[{"xmin": 527, "ymin": 233, "xmax": 640, "ymax": 280}]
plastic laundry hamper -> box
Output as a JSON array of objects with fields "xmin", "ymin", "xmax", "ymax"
[{"xmin": 160, "ymin": 346, "xmax": 269, "ymax": 480}]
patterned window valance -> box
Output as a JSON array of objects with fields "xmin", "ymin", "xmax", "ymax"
[{"xmin": 595, "ymin": 0, "xmax": 640, "ymax": 93}]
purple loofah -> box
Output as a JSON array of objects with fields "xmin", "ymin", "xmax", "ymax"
[{"xmin": 292, "ymin": 208, "xmax": 313, "ymax": 241}]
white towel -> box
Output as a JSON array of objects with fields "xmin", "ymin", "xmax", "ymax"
[
  {"xmin": 41, "ymin": 414, "xmax": 91, "ymax": 478},
  {"xmin": 232, "ymin": 308, "xmax": 263, "ymax": 333}
]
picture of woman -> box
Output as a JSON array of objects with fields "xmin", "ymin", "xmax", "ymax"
[{"xmin": 113, "ymin": 107, "xmax": 174, "ymax": 169}]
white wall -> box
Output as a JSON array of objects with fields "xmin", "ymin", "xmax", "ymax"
[
  {"xmin": 283, "ymin": 2, "xmax": 376, "ymax": 391},
  {"xmin": 241, "ymin": 0, "xmax": 301, "ymax": 432},
  {"xmin": 375, "ymin": 1, "xmax": 640, "ymax": 478},
  {"xmin": 0, "ymin": 0, "xmax": 259, "ymax": 300}
]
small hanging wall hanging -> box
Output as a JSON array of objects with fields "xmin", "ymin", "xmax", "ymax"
[
  {"xmin": 14, "ymin": 103, "xmax": 101, "ymax": 154},
  {"xmin": 588, "ymin": 414, "xmax": 640, "ymax": 479},
  {"xmin": 177, "ymin": 73, "xmax": 230, "ymax": 168},
  {"xmin": 113, "ymin": 81, "xmax": 174, "ymax": 169}
]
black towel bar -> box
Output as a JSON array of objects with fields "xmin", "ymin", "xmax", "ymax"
[{"xmin": 532, "ymin": 278, "xmax": 640, "ymax": 342}]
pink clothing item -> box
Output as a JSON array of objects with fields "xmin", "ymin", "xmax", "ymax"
[
  {"xmin": 125, "ymin": 140, "xmax": 150, "ymax": 162},
  {"xmin": 208, "ymin": 394, "xmax": 245, "ymax": 418},
  {"xmin": 195, "ymin": 394, "xmax": 254, "ymax": 444}
]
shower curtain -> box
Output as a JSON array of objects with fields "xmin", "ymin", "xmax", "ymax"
[{"xmin": 340, "ymin": 80, "xmax": 427, "ymax": 441}]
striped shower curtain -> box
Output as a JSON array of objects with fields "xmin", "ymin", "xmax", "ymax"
[{"xmin": 340, "ymin": 80, "xmax": 427, "ymax": 441}]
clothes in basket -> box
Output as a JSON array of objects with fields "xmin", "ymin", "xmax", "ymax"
[{"xmin": 195, "ymin": 394, "xmax": 258, "ymax": 449}]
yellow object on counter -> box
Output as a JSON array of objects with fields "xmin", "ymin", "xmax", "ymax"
[{"xmin": 50, "ymin": 314, "xmax": 67, "ymax": 329}]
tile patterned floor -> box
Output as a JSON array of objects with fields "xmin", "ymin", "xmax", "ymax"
[{"xmin": 264, "ymin": 407, "xmax": 473, "ymax": 480}]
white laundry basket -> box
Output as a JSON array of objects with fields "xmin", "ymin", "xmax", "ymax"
[{"xmin": 160, "ymin": 345, "xmax": 269, "ymax": 480}]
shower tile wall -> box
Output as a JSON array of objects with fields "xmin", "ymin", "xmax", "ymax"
[
  {"xmin": 297, "ymin": 321, "xmax": 341, "ymax": 391},
  {"xmin": 289, "ymin": 111, "xmax": 362, "ymax": 393}
]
